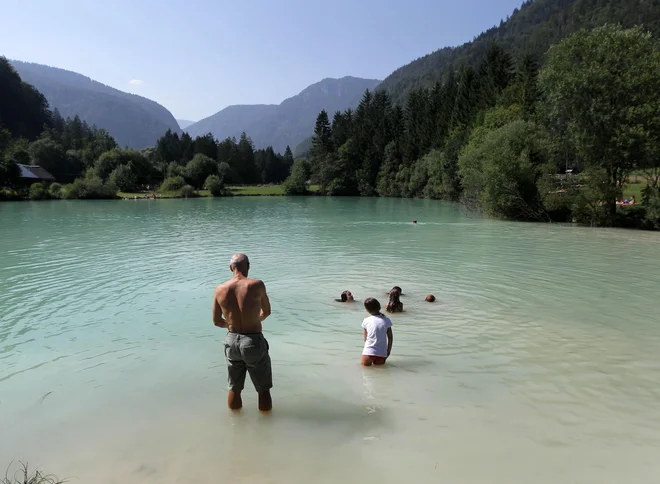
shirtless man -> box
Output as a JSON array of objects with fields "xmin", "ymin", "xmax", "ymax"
[{"xmin": 213, "ymin": 253, "xmax": 272, "ymax": 411}]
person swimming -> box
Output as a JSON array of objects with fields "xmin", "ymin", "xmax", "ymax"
[
  {"xmin": 386, "ymin": 286, "xmax": 402, "ymax": 296},
  {"xmin": 336, "ymin": 290, "xmax": 355, "ymax": 303},
  {"xmin": 386, "ymin": 286, "xmax": 403, "ymax": 313},
  {"xmin": 425, "ymin": 294, "xmax": 436, "ymax": 302}
]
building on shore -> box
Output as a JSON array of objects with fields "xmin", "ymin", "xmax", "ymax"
[{"xmin": 16, "ymin": 164, "xmax": 56, "ymax": 184}]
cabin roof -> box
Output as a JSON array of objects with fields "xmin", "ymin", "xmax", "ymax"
[{"xmin": 17, "ymin": 164, "xmax": 56, "ymax": 181}]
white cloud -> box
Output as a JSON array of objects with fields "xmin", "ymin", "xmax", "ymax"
[{"xmin": 128, "ymin": 79, "xmax": 144, "ymax": 86}]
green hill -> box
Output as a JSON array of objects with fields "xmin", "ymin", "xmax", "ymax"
[{"xmin": 378, "ymin": 0, "xmax": 660, "ymax": 105}]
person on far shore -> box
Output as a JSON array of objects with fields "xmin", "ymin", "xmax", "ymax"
[
  {"xmin": 213, "ymin": 253, "xmax": 273, "ymax": 412},
  {"xmin": 360, "ymin": 298, "xmax": 393, "ymax": 366},
  {"xmin": 336, "ymin": 290, "xmax": 355, "ymax": 303}
]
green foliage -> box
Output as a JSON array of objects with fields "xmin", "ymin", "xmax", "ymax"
[
  {"xmin": 283, "ymin": 158, "xmax": 311, "ymax": 195},
  {"xmin": 0, "ymin": 57, "xmax": 51, "ymax": 140},
  {"xmin": 179, "ymin": 184, "xmax": 196, "ymax": 198},
  {"xmin": 185, "ymin": 153, "xmax": 218, "ymax": 189},
  {"xmin": 48, "ymin": 182, "xmax": 63, "ymax": 199},
  {"xmin": 160, "ymin": 176, "xmax": 186, "ymax": 192},
  {"xmin": 108, "ymin": 164, "xmax": 138, "ymax": 192},
  {"xmin": 204, "ymin": 174, "xmax": 227, "ymax": 197},
  {"xmin": 61, "ymin": 169, "xmax": 117, "ymax": 200},
  {"xmin": 459, "ymin": 120, "xmax": 548, "ymax": 220},
  {"xmin": 0, "ymin": 159, "xmax": 20, "ymax": 188},
  {"xmin": 28, "ymin": 138, "xmax": 68, "ymax": 180},
  {"xmin": 378, "ymin": 0, "xmax": 660, "ymax": 106},
  {"xmin": 29, "ymin": 182, "xmax": 49, "ymax": 200},
  {"xmin": 641, "ymin": 185, "xmax": 660, "ymax": 229},
  {"xmin": 95, "ymin": 148, "xmax": 150, "ymax": 183},
  {"xmin": 539, "ymin": 24, "xmax": 660, "ymax": 224}
]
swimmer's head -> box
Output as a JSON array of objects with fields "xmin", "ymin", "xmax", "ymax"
[
  {"xmin": 388, "ymin": 286, "xmax": 402, "ymax": 296},
  {"xmin": 426, "ymin": 294, "xmax": 436, "ymax": 302},
  {"xmin": 341, "ymin": 290, "xmax": 354, "ymax": 302},
  {"xmin": 364, "ymin": 297, "xmax": 381, "ymax": 315}
]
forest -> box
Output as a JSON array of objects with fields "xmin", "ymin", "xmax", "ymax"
[
  {"xmin": 291, "ymin": 24, "xmax": 660, "ymax": 229},
  {"xmin": 2, "ymin": 23, "xmax": 659, "ymax": 230},
  {"xmin": 1, "ymin": 56, "xmax": 294, "ymax": 200}
]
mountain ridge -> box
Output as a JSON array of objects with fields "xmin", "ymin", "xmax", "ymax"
[
  {"xmin": 185, "ymin": 76, "xmax": 380, "ymax": 153},
  {"xmin": 10, "ymin": 60, "xmax": 181, "ymax": 149},
  {"xmin": 378, "ymin": 0, "xmax": 660, "ymax": 105}
]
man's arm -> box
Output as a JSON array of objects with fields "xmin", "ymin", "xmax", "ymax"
[
  {"xmin": 259, "ymin": 282, "xmax": 271, "ymax": 322},
  {"xmin": 213, "ymin": 290, "xmax": 228, "ymax": 328},
  {"xmin": 386, "ymin": 327, "xmax": 393, "ymax": 357}
]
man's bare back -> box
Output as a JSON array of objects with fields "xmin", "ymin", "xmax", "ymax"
[
  {"xmin": 214, "ymin": 276, "xmax": 270, "ymax": 333},
  {"xmin": 213, "ymin": 253, "xmax": 273, "ymax": 411}
]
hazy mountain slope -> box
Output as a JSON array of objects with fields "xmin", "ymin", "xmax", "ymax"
[
  {"xmin": 378, "ymin": 0, "xmax": 660, "ymax": 105},
  {"xmin": 10, "ymin": 60, "xmax": 180, "ymax": 148},
  {"xmin": 177, "ymin": 119, "xmax": 195, "ymax": 129},
  {"xmin": 185, "ymin": 76, "xmax": 380, "ymax": 153}
]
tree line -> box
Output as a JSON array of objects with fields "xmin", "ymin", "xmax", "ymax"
[
  {"xmin": 1, "ymin": 56, "xmax": 294, "ymax": 200},
  {"xmin": 292, "ymin": 25, "xmax": 660, "ymax": 229}
]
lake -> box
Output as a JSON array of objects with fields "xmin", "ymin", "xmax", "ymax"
[{"xmin": 1, "ymin": 197, "xmax": 660, "ymax": 484}]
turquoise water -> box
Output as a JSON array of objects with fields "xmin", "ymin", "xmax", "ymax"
[{"xmin": 1, "ymin": 197, "xmax": 660, "ymax": 483}]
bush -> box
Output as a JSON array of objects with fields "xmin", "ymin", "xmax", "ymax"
[
  {"xmin": 180, "ymin": 184, "xmax": 196, "ymax": 198},
  {"xmin": 108, "ymin": 164, "xmax": 138, "ymax": 192},
  {"xmin": 160, "ymin": 176, "xmax": 186, "ymax": 192},
  {"xmin": 204, "ymin": 174, "xmax": 227, "ymax": 197},
  {"xmin": 459, "ymin": 120, "xmax": 548, "ymax": 220},
  {"xmin": 48, "ymin": 182, "xmax": 63, "ymax": 199},
  {"xmin": 61, "ymin": 169, "xmax": 117, "ymax": 200},
  {"xmin": 185, "ymin": 154, "xmax": 218, "ymax": 189},
  {"xmin": 282, "ymin": 159, "xmax": 310, "ymax": 195},
  {"xmin": 29, "ymin": 182, "xmax": 49, "ymax": 200}
]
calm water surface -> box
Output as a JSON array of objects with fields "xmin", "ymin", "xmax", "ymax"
[{"xmin": 1, "ymin": 197, "xmax": 659, "ymax": 483}]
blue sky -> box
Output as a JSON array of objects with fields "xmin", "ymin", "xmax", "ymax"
[{"xmin": 2, "ymin": 0, "xmax": 524, "ymax": 121}]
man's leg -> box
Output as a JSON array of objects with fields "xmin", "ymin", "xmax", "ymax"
[
  {"xmin": 361, "ymin": 355, "xmax": 373, "ymax": 366},
  {"xmin": 228, "ymin": 390, "xmax": 243, "ymax": 410},
  {"xmin": 225, "ymin": 336, "xmax": 247, "ymax": 411},
  {"xmin": 244, "ymin": 335, "xmax": 273, "ymax": 411},
  {"xmin": 258, "ymin": 391, "xmax": 272, "ymax": 412}
]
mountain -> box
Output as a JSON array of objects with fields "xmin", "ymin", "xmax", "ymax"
[
  {"xmin": 185, "ymin": 76, "xmax": 380, "ymax": 154},
  {"xmin": 177, "ymin": 119, "xmax": 195, "ymax": 129},
  {"xmin": 10, "ymin": 60, "xmax": 180, "ymax": 149},
  {"xmin": 378, "ymin": 0, "xmax": 660, "ymax": 106}
]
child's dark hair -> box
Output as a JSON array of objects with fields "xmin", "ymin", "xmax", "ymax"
[
  {"xmin": 364, "ymin": 297, "xmax": 381, "ymax": 315},
  {"xmin": 340, "ymin": 292, "xmax": 347, "ymax": 302}
]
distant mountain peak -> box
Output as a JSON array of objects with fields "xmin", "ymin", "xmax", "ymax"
[{"xmin": 185, "ymin": 77, "xmax": 381, "ymax": 153}]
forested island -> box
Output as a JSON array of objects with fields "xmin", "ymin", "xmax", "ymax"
[{"xmin": 1, "ymin": 24, "xmax": 659, "ymax": 230}]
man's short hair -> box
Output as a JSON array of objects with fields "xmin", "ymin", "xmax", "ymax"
[{"xmin": 230, "ymin": 253, "xmax": 249, "ymax": 270}]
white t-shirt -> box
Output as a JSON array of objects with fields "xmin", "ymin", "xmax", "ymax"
[{"xmin": 361, "ymin": 314, "xmax": 392, "ymax": 357}]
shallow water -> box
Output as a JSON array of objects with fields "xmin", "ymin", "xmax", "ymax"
[{"xmin": 1, "ymin": 197, "xmax": 660, "ymax": 483}]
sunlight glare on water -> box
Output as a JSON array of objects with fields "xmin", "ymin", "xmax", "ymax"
[{"xmin": 1, "ymin": 197, "xmax": 660, "ymax": 484}]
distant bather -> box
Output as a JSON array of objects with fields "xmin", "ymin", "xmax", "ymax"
[{"xmin": 386, "ymin": 287, "xmax": 403, "ymax": 313}]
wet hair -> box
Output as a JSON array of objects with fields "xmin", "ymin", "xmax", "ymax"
[
  {"xmin": 426, "ymin": 294, "xmax": 436, "ymax": 302},
  {"xmin": 386, "ymin": 289, "xmax": 403, "ymax": 313},
  {"xmin": 340, "ymin": 292, "xmax": 347, "ymax": 302},
  {"xmin": 364, "ymin": 297, "xmax": 381, "ymax": 315}
]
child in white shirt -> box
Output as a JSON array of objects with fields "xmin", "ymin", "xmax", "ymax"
[{"xmin": 361, "ymin": 297, "xmax": 393, "ymax": 366}]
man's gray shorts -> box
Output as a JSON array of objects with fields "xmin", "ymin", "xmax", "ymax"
[{"xmin": 223, "ymin": 332, "xmax": 272, "ymax": 393}]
